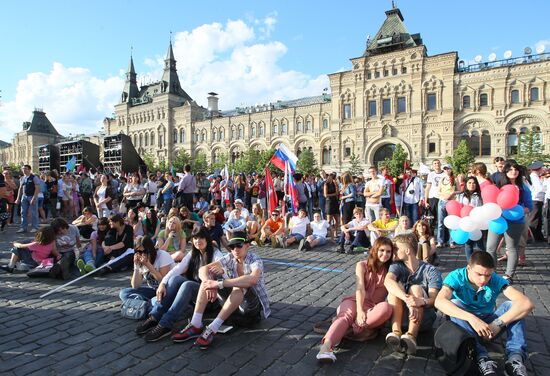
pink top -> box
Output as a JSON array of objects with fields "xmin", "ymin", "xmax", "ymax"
[
  {"xmin": 479, "ymin": 180, "xmax": 493, "ymax": 190},
  {"xmin": 28, "ymin": 241, "xmax": 55, "ymax": 262},
  {"xmin": 342, "ymin": 261, "xmax": 388, "ymax": 309}
]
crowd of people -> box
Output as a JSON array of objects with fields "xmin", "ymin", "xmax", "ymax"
[{"xmin": 0, "ymin": 156, "xmax": 543, "ymax": 375}]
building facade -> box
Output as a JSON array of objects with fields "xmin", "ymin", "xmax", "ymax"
[{"xmin": 105, "ymin": 7, "xmax": 549, "ymax": 171}]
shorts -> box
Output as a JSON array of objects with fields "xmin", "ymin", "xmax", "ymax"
[
  {"xmin": 290, "ymin": 233, "xmax": 304, "ymax": 241},
  {"xmin": 311, "ymin": 234, "xmax": 328, "ymax": 246}
]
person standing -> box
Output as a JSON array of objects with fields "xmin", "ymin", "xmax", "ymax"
[
  {"xmin": 317, "ymin": 171, "xmax": 327, "ymax": 219},
  {"xmin": 491, "ymin": 157, "xmax": 506, "ymax": 188},
  {"xmin": 424, "ymin": 160, "xmax": 445, "ymax": 231},
  {"xmin": 15, "ymin": 165, "xmax": 40, "ymax": 233},
  {"xmin": 178, "ymin": 164, "xmax": 196, "ymax": 212},
  {"xmin": 363, "ymin": 166, "xmax": 383, "ymax": 223},
  {"xmin": 401, "ymin": 168, "xmax": 424, "ymax": 225},
  {"xmin": 436, "ymin": 165, "xmax": 460, "ymax": 248},
  {"xmin": 527, "ymin": 161, "xmax": 545, "ymax": 242}
]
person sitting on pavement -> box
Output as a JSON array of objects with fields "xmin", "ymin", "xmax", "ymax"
[
  {"xmin": 223, "ymin": 207, "xmax": 247, "ymax": 239},
  {"xmin": 299, "ymin": 211, "xmax": 330, "ymax": 252},
  {"xmin": 77, "ymin": 217, "xmax": 110, "ymax": 274},
  {"xmin": 156, "ymin": 216, "xmax": 187, "ymax": 262},
  {"xmin": 99, "ymin": 214, "xmax": 134, "ymax": 274},
  {"xmin": 260, "ymin": 209, "xmax": 285, "ymax": 248},
  {"xmin": 246, "ymin": 203, "xmax": 264, "ymax": 244},
  {"xmin": 384, "ymin": 233, "xmax": 442, "ymax": 355},
  {"xmin": 50, "ymin": 218, "xmax": 82, "ymax": 280},
  {"xmin": 138, "ymin": 227, "xmax": 225, "ymax": 342},
  {"xmin": 179, "ymin": 206, "xmax": 202, "ymax": 238},
  {"xmin": 72, "ymin": 206, "xmax": 98, "ymax": 239},
  {"xmin": 142, "ymin": 208, "xmax": 161, "ymax": 242},
  {"xmin": 119, "ymin": 235, "xmax": 174, "ymax": 302},
  {"xmin": 285, "ymin": 208, "xmax": 310, "ymax": 247},
  {"xmin": 173, "ymin": 231, "xmax": 270, "ymax": 349},
  {"xmin": 394, "ymin": 215, "xmax": 412, "ymax": 236},
  {"xmin": 203, "ymin": 211, "xmax": 227, "ymax": 252},
  {"xmin": 4, "ymin": 225, "xmax": 59, "ymax": 273},
  {"xmin": 367, "ymin": 208, "xmax": 398, "ymax": 245},
  {"xmin": 193, "ymin": 195, "xmax": 209, "ymax": 218},
  {"xmin": 233, "ymin": 199, "xmax": 250, "ymax": 221},
  {"xmin": 435, "ymin": 251, "xmax": 533, "ymax": 376},
  {"xmin": 126, "ymin": 207, "xmax": 144, "ymax": 239},
  {"xmin": 337, "ymin": 207, "xmax": 370, "ymax": 254},
  {"xmin": 412, "ymin": 219, "xmax": 437, "ymax": 264},
  {"xmin": 316, "ymin": 237, "xmax": 394, "ymax": 363}
]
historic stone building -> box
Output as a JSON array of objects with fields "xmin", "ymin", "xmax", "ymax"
[
  {"xmin": 0, "ymin": 109, "xmax": 63, "ymax": 170},
  {"xmin": 100, "ymin": 6, "xmax": 548, "ymax": 172}
]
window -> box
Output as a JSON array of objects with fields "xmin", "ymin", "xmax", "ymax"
[
  {"xmin": 383, "ymin": 69, "xmax": 389, "ymax": 77},
  {"xmin": 428, "ymin": 142, "xmax": 436, "ymax": 153},
  {"xmin": 479, "ymin": 93, "xmax": 488, "ymax": 107},
  {"xmin": 306, "ymin": 120, "xmax": 312, "ymax": 131},
  {"xmin": 239, "ymin": 126, "xmax": 244, "ymax": 139},
  {"xmin": 511, "ymin": 90, "xmax": 519, "ymax": 104},
  {"xmin": 427, "ymin": 93, "xmax": 436, "ymax": 111},
  {"xmin": 531, "ymin": 87, "xmax": 539, "ymax": 101},
  {"xmin": 139, "ymin": 134, "xmax": 143, "ymax": 147},
  {"xmin": 232, "ymin": 128, "xmax": 237, "ymax": 140},
  {"xmin": 392, "ymin": 68, "xmax": 398, "ymax": 75},
  {"xmin": 172, "ymin": 129, "xmax": 177, "ymax": 144},
  {"xmin": 251, "ymin": 126, "xmax": 256, "ymax": 137},
  {"xmin": 343, "ymin": 104, "xmax": 352, "ymax": 119},
  {"xmin": 481, "ymin": 131, "xmax": 491, "ymax": 155},
  {"xmin": 159, "ymin": 133, "xmax": 164, "ymax": 147},
  {"xmin": 507, "ymin": 128, "xmax": 518, "ymax": 155},
  {"xmin": 179, "ymin": 129, "xmax": 184, "ymax": 143},
  {"xmin": 150, "ymin": 132, "xmax": 155, "ymax": 146},
  {"xmin": 282, "ymin": 122, "xmax": 287, "ymax": 134},
  {"xmin": 220, "ymin": 129, "xmax": 224, "ymax": 140},
  {"xmin": 344, "ymin": 147, "xmax": 351, "ymax": 158},
  {"xmin": 297, "ymin": 121, "xmax": 303, "ymax": 132},
  {"xmin": 322, "ymin": 119, "xmax": 329, "ymax": 129},
  {"xmin": 463, "ymin": 95, "xmax": 471, "ymax": 108},
  {"xmin": 375, "ymin": 71, "xmax": 380, "ymax": 78},
  {"xmin": 272, "ymin": 124, "xmax": 278, "ymax": 135},
  {"xmin": 382, "ymin": 99, "xmax": 391, "ymax": 115},
  {"xmin": 259, "ymin": 125, "xmax": 264, "ymax": 136},
  {"xmin": 145, "ymin": 133, "xmax": 149, "ymax": 146},
  {"xmin": 322, "ymin": 147, "xmax": 332, "ymax": 165},
  {"xmin": 401, "ymin": 67, "xmax": 407, "ymax": 74},
  {"xmin": 368, "ymin": 100, "xmax": 377, "ymax": 116},
  {"xmin": 397, "ymin": 97, "xmax": 406, "ymax": 113},
  {"xmin": 367, "ymin": 72, "xmax": 372, "ymax": 80}
]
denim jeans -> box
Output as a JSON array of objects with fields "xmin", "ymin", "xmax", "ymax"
[
  {"xmin": 450, "ymin": 299, "xmax": 526, "ymax": 360},
  {"xmin": 119, "ymin": 286, "xmax": 156, "ymax": 301},
  {"xmin": 437, "ymin": 199, "xmax": 449, "ymax": 244},
  {"xmin": 150, "ymin": 275, "xmax": 200, "ymax": 329},
  {"xmin": 338, "ymin": 230, "xmax": 370, "ymax": 248},
  {"xmin": 318, "ymin": 196, "xmax": 326, "ymax": 219},
  {"xmin": 20, "ymin": 196, "xmax": 39, "ymax": 231},
  {"xmin": 381, "ymin": 197, "xmax": 391, "ymax": 212},
  {"xmin": 402, "ymin": 202, "xmax": 419, "ymax": 225},
  {"xmin": 82, "ymin": 248, "xmax": 105, "ymax": 267},
  {"xmin": 464, "ymin": 237, "xmax": 485, "ymax": 262}
]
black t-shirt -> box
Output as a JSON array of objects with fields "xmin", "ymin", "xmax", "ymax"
[
  {"xmin": 104, "ymin": 224, "xmax": 134, "ymax": 257},
  {"xmin": 207, "ymin": 223, "xmax": 224, "ymax": 247}
]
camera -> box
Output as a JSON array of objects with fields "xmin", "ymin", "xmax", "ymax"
[{"xmin": 409, "ymin": 190, "xmax": 415, "ymax": 194}]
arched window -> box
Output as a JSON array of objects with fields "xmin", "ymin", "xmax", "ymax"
[
  {"xmin": 195, "ymin": 131, "xmax": 200, "ymax": 142},
  {"xmin": 281, "ymin": 122, "xmax": 287, "ymax": 134},
  {"xmin": 239, "ymin": 126, "xmax": 244, "ymax": 139},
  {"xmin": 507, "ymin": 128, "xmax": 518, "ymax": 155},
  {"xmin": 180, "ymin": 129, "xmax": 185, "ymax": 143},
  {"xmin": 232, "ymin": 127, "xmax": 237, "ymax": 140},
  {"xmin": 322, "ymin": 146, "xmax": 332, "ymax": 165},
  {"xmin": 511, "ymin": 90, "xmax": 519, "ymax": 104},
  {"xmin": 462, "ymin": 95, "xmax": 471, "ymax": 108},
  {"xmin": 201, "ymin": 130, "xmax": 207, "ymax": 142},
  {"xmin": 173, "ymin": 129, "xmax": 177, "ymax": 144},
  {"xmin": 159, "ymin": 132, "xmax": 164, "ymax": 148},
  {"xmin": 133, "ymin": 134, "xmax": 137, "ymax": 146},
  {"xmin": 273, "ymin": 123, "xmax": 278, "ymax": 135},
  {"xmin": 479, "ymin": 93, "xmax": 488, "ymax": 107},
  {"xmin": 322, "ymin": 119, "xmax": 329, "ymax": 129},
  {"xmin": 306, "ymin": 120, "xmax": 312, "ymax": 131},
  {"xmin": 297, "ymin": 121, "xmax": 303, "ymax": 132},
  {"xmin": 531, "ymin": 87, "xmax": 540, "ymax": 101},
  {"xmin": 144, "ymin": 133, "xmax": 149, "ymax": 146},
  {"xmin": 150, "ymin": 132, "xmax": 155, "ymax": 147},
  {"xmin": 259, "ymin": 124, "xmax": 264, "ymax": 136},
  {"xmin": 220, "ymin": 128, "xmax": 225, "ymax": 140},
  {"xmin": 139, "ymin": 134, "xmax": 143, "ymax": 147}
]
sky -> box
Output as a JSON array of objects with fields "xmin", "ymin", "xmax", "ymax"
[{"xmin": 1, "ymin": 0, "xmax": 548, "ymax": 143}]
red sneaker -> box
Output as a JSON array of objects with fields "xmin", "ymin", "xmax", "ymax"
[
  {"xmin": 171, "ymin": 323, "xmax": 202, "ymax": 343},
  {"xmin": 195, "ymin": 327, "xmax": 216, "ymax": 349}
]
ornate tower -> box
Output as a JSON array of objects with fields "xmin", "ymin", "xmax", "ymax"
[{"xmin": 121, "ymin": 56, "xmax": 139, "ymax": 103}]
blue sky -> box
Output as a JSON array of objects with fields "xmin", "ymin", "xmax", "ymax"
[{"xmin": 1, "ymin": 0, "xmax": 548, "ymax": 142}]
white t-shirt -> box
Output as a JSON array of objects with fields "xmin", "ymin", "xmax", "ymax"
[
  {"xmin": 310, "ymin": 220, "xmax": 330, "ymax": 238},
  {"xmin": 347, "ymin": 218, "xmax": 370, "ymax": 235},
  {"xmin": 139, "ymin": 250, "xmax": 175, "ymax": 288},
  {"xmin": 229, "ymin": 208, "xmax": 250, "ymax": 221},
  {"xmin": 161, "ymin": 248, "xmax": 224, "ymax": 284},
  {"xmin": 289, "ymin": 216, "xmax": 310, "ymax": 236},
  {"xmin": 427, "ymin": 171, "xmax": 445, "ymax": 199}
]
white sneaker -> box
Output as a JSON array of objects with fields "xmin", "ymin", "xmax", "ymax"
[{"xmin": 316, "ymin": 351, "xmax": 336, "ymax": 363}]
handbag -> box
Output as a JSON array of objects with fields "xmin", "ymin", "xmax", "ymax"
[
  {"xmin": 434, "ymin": 320, "xmax": 477, "ymax": 376},
  {"xmin": 121, "ymin": 294, "xmax": 151, "ymax": 320}
]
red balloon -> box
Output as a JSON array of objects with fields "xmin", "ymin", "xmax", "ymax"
[
  {"xmin": 446, "ymin": 200, "xmax": 463, "ymax": 217},
  {"xmin": 497, "ymin": 189, "xmax": 519, "ymax": 209},
  {"xmin": 481, "ymin": 185, "xmax": 500, "ymax": 204},
  {"xmin": 500, "ymin": 184, "xmax": 519, "ymax": 194},
  {"xmin": 460, "ymin": 205, "xmax": 473, "ymax": 218}
]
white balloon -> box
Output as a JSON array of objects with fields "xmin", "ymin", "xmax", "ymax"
[
  {"xmin": 443, "ymin": 215, "xmax": 461, "ymax": 230},
  {"xmin": 459, "ymin": 216, "xmax": 477, "ymax": 233},
  {"xmin": 470, "ymin": 206, "xmax": 484, "ymax": 220},
  {"xmin": 481, "ymin": 203, "xmax": 502, "ymax": 221},
  {"xmin": 477, "ymin": 220, "xmax": 489, "ymax": 230},
  {"xmin": 469, "ymin": 229, "xmax": 483, "ymax": 241}
]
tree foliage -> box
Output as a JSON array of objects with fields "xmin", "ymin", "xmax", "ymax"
[
  {"xmin": 172, "ymin": 149, "xmax": 191, "ymax": 172},
  {"xmin": 296, "ymin": 149, "xmax": 319, "ymax": 176},
  {"xmin": 348, "ymin": 153, "xmax": 363, "ymax": 176},
  {"xmin": 446, "ymin": 139, "xmax": 475, "ymax": 175},
  {"xmin": 192, "ymin": 152, "xmax": 209, "ymax": 174},
  {"xmin": 513, "ymin": 129, "xmax": 550, "ymax": 167},
  {"xmin": 142, "ymin": 152, "xmax": 157, "ymax": 173},
  {"xmin": 383, "ymin": 144, "xmax": 409, "ymax": 177}
]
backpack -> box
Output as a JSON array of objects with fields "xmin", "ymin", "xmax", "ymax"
[
  {"xmin": 434, "ymin": 320, "xmax": 477, "ymax": 376},
  {"xmin": 121, "ymin": 294, "xmax": 151, "ymax": 320}
]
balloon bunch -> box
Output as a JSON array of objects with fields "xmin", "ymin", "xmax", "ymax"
[{"xmin": 443, "ymin": 184, "xmax": 523, "ymax": 245}]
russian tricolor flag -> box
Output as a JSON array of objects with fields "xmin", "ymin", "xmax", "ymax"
[
  {"xmin": 285, "ymin": 161, "xmax": 298, "ymax": 216},
  {"xmin": 270, "ymin": 144, "xmax": 298, "ymax": 172}
]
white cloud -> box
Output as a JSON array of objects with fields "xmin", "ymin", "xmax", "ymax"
[{"xmin": 0, "ymin": 14, "xmax": 330, "ymax": 142}]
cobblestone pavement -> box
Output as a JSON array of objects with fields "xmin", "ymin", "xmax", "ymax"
[{"xmin": 1, "ymin": 222, "xmax": 550, "ymax": 375}]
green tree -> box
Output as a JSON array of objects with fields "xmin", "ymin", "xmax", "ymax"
[
  {"xmin": 383, "ymin": 144, "xmax": 409, "ymax": 177},
  {"xmin": 210, "ymin": 152, "xmax": 229, "ymax": 174},
  {"xmin": 256, "ymin": 148, "xmax": 276, "ymax": 174},
  {"xmin": 192, "ymin": 152, "xmax": 208, "ymax": 174},
  {"xmin": 142, "ymin": 152, "xmax": 157, "ymax": 173},
  {"xmin": 348, "ymin": 153, "xmax": 363, "ymax": 176},
  {"xmin": 233, "ymin": 149, "xmax": 259, "ymax": 175},
  {"xmin": 513, "ymin": 129, "xmax": 550, "ymax": 166},
  {"xmin": 446, "ymin": 139, "xmax": 475, "ymax": 175},
  {"xmin": 172, "ymin": 149, "xmax": 191, "ymax": 172},
  {"xmin": 296, "ymin": 148, "xmax": 319, "ymax": 176}
]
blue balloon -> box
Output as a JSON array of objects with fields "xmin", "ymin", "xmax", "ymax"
[
  {"xmin": 489, "ymin": 217, "xmax": 508, "ymax": 235},
  {"xmin": 450, "ymin": 229, "xmax": 470, "ymax": 244},
  {"xmin": 502, "ymin": 205, "xmax": 524, "ymax": 221}
]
